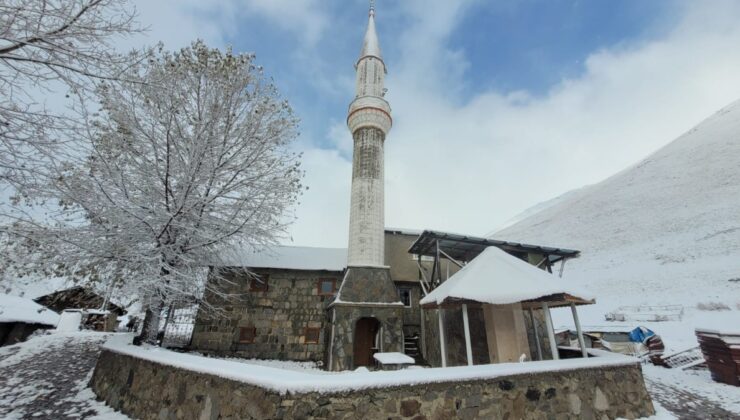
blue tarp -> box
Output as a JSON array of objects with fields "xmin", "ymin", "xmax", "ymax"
[{"xmin": 629, "ymin": 326, "xmax": 655, "ymax": 343}]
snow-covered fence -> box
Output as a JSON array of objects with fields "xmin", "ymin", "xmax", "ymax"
[{"xmin": 605, "ymin": 305, "xmax": 684, "ymax": 322}]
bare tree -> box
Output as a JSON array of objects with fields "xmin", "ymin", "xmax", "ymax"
[
  {"xmin": 23, "ymin": 41, "xmax": 304, "ymax": 344},
  {"xmin": 0, "ymin": 0, "xmax": 140, "ymax": 179}
]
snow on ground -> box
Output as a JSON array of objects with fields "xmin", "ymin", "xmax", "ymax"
[
  {"xmin": 493, "ymin": 100, "xmax": 740, "ymax": 353},
  {"xmin": 0, "ymin": 331, "xmax": 130, "ymax": 420},
  {"xmin": 643, "ymin": 364, "xmax": 740, "ymax": 414},
  {"xmin": 193, "ymin": 353, "xmax": 327, "ymax": 373},
  {"xmin": 1, "ymin": 331, "xmax": 735, "ymax": 419},
  {"xmin": 635, "ymin": 401, "xmax": 678, "ymax": 420}
]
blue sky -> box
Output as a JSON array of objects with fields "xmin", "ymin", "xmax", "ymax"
[
  {"xmin": 221, "ymin": 1, "xmax": 680, "ymax": 149},
  {"xmin": 130, "ymin": 0, "xmax": 740, "ymax": 247}
]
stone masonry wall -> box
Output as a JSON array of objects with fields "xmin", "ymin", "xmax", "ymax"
[
  {"xmin": 190, "ymin": 268, "xmax": 341, "ymax": 362},
  {"xmin": 91, "ymin": 348, "xmax": 655, "ymax": 420},
  {"xmin": 328, "ymin": 304, "xmax": 404, "ymax": 371}
]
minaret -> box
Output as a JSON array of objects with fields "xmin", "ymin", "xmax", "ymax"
[
  {"xmin": 346, "ymin": 3, "xmax": 392, "ymax": 266},
  {"xmin": 328, "ymin": 2, "xmax": 404, "ymax": 371}
]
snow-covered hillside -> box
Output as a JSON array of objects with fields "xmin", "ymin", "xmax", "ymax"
[{"xmin": 493, "ymin": 100, "xmax": 740, "ymax": 348}]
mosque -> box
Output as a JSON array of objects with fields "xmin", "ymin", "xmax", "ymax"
[{"xmin": 190, "ymin": 4, "xmax": 589, "ymax": 372}]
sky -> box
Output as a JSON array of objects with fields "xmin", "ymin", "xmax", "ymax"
[{"xmin": 125, "ymin": 0, "xmax": 740, "ymax": 248}]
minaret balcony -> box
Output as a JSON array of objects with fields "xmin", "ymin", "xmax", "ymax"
[{"xmin": 347, "ymin": 96, "xmax": 392, "ymax": 135}]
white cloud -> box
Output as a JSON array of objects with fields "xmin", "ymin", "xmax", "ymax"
[
  {"xmin": 127, "ymin": 0, "xmax": 236, "ymax": 49},
  {"xmin": 128, "ymin": 0, "xmax": 328, "ymax": 50},
  {"xmin": 287, "ymin": 148, "xmax": 352, "ymax": 246},
  {"xmin": 287, "ymin": 0, "xmax": 740, "ymax": 247},
  {"xmin": 240, "ymin": 0, "xmax": 328, "ymax": 46}
]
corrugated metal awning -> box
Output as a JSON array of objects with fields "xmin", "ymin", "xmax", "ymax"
[{"xmin": 407, "ymin": 230, "xmax": 580, "ymax": 264}]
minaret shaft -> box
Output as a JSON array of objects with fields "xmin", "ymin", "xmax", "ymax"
[
  {"xmin": 347, "ymin": 127, "xmax": 385, "ymax": 266},
  {"xmin": 346, "ymin": 9, "xmax": 392, "ymax": 267}
]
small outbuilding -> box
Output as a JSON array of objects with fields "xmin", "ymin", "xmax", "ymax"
[
  {"xmin": 34, "ymin": 286, "xmax": 125, "ymax": 316},
  {"xmin": 34, "ymin": 287, "xmax": 124, "ymax": 332},
  {"xmin": 420, "ymin": 246, "xmax": 594, "ymax": 367},
  {"xmin": 0, "ymin": 293, "xmax": 59, "ymax": 346}
]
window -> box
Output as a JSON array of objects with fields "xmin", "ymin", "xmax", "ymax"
[
  {"xmin": 305, "ymin": 327, "xmax": 321, "ymax": 344},
  {"xmin": 398, "ymin": 287, "xmax": 412, "ymax": 307},
  {"xmin": 410, "ymin": 254, "xmax": 434, "ymax": 262},
  {"xmin": 317, "ymin": 278, "xmax": 337, "ymax": 296},
  {"xmin": 250, "ymin": 274, "xmax": 269, "ymax": 292},
  {"xmin": 238, "ymin": 326, "xmax": 256, "ymax": 343}
]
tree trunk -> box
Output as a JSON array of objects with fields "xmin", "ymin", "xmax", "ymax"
[
  {"xmin": 135, "ymin": 294, "xmax": 164, "ymax": 346},
  {"xmin": 134, "ymin": 258, "xmax": 173, "ymax": 346}
]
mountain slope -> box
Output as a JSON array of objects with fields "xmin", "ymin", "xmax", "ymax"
[{"xmin": 492, "ymin": 100, "xmax": 740, "ymax": 343}]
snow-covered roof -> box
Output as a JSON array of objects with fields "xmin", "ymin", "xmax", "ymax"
[
  {"xmin": 219, "ymin": 245, "xmax": 347, "ymax": 272},
  {"xmin": 1, "ymin": 275, "xmax": 73, "ymax": 300},
  {"xmin": 0, "ymin": 293, "xmax": 59, "ymax": 326},
  {"xmin": 420, "ymin": 247, "xmax": 593, "ymax": 307}
]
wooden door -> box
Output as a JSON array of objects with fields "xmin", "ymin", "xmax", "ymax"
[{"xmin": 353, "ymin": 318, "xmax": 380, "ymax": 367}]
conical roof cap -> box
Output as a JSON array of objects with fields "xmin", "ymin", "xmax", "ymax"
[{"xmin": 359, "ymin": 8, "xmax": 382, "ymax": 59}]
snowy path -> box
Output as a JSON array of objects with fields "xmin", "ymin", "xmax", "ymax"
[
  {"xmin": 643, "ymin": 364, "xmax": 740, "ymax": 419},
  {"xmin": 0, "ymin": 332, "xmax": 129, "ymax": 420},
  {"xmin": 647, "ymin": 379, "xmax": 739, "ymax": 419}
]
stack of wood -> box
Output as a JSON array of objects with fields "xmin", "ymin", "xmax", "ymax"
[{"xmin": 695, "ymin": 328, "xmax": 740, "ymax": 386}]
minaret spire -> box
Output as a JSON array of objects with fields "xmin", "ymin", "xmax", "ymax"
[{"xmin": 360, "ymin": 1, "xmax": 382, "ymax": 62}]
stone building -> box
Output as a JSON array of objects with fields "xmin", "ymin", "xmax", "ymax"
[
  {"xmin": 190, "ymin": 4, "xmax": 582, "ymax": 371},
  {"xmin": 190, "ymin": 229, "xmax": 456, "ymax": 366}
]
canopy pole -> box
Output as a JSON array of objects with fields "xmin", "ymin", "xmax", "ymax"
[
  {"xmin": 571, "ymin": 303, "xmax": 588, "ymax": 358},
  {"xmin": 542, "ymin": 302, "xmax": 559, "ymax": 360},
  {"xmin": 437, "ymin": 308, "xmax": 447, "ymax": 367},
  {"xmin": 529, "ymin": 308, "xmax": 543, "ymax": 361},
  {"xmin": 462, "ymin": 303, "xmax": 473, "ymax": 366},
  {"xmin": 438, "ymin": 248, "xmax": 465, "ymax": 269},
  {"xmin": 558, "ymin": 259, "xmax": 567, "ymax": 278}
]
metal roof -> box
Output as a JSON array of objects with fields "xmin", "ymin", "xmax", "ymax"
[{"xmin": 407, "ymin": 230, "xmax": 580, "ymax": 264}]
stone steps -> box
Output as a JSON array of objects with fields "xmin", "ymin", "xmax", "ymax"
[{"xmin": 404, "ymin": 335, "xmax": 424, "ymax": 364}]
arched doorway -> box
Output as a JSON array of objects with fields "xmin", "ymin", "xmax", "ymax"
[{"xmin": 353, "ymin": 317, "xmax": 380, "ymax": 367}]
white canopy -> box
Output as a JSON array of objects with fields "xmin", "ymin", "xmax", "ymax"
[{"xmin": 419, "ymin": 247, "xmax": 593, "ymax": 307}]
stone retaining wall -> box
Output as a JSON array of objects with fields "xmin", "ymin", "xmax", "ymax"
[{"xmin": 91, "ymin": 349, "xmax": 654, "ymax": 419}]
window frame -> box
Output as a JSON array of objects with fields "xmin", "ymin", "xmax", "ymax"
[
  {"xmin": 304, "ymin": 327, "xmax": 321, "ymax": 344},
  {"xmin": 238, "ymin": 326, "xmax": 256, "ymax": 344},
  {"xmin": 397, "ymin": 286, "xmax": 412, "ymax": 307},
  {"xmin": 316, "ymin": 278, "xmax": 337, "ymax": 296}
]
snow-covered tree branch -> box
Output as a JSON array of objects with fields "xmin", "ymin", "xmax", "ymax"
[
  {"xmin": 0, "ymin": 0, "xmax": 141, "ymax": 179},
  {"xmin": 13, "ymin": 41, "xmax": 304, "ymax": 344}
]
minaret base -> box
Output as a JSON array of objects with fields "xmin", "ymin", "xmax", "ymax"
[{"xmin": 327, "ymin": 266, "xmax": 404, "ymax": 371}]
